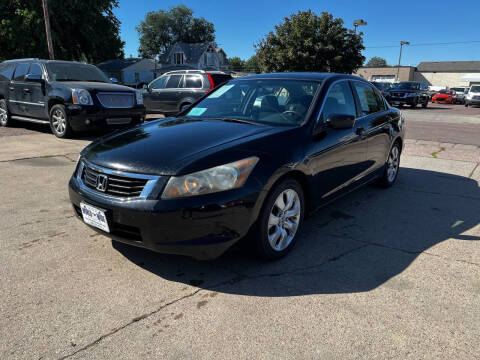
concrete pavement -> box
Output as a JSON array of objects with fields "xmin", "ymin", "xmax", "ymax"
[{"xmin": 0, "ymin": 131, "xmax": 479, "ymax": 359}]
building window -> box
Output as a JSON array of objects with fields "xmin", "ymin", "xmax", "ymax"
[
  {"xmin": 174, "ymin": 53, "xmax": 184, "ymax": 65},
  {"xmin": 134, "ymin": 72, "xmax": 140, "ymax": 83}
]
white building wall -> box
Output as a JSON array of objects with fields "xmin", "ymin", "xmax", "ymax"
[{"xmin": 414, "ymin": 72, "xmax": 471, "ymax": 88}]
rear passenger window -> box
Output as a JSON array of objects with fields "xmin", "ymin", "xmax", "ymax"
[
  {"xmin": 185, "ymin": 75, "xmax": 202, "ymax": 88},
  {"xmin": 29, "ymin": 63, "xmax": 43, "ymax": 77},
  {"xmin": 0, "ymin": 64, "xmax": 15, "ymax": 81},
  {"xmin": 13, "ymin": 63, "xmax": 30, "ymax": 81},
  {"xmin": 352, "ymin": 82, "xmax": 383, "ymax": 115},
  {"xmin": 321, "ymin": 81, "xmax": 357, "ymax": 121},
  {"xmin": 165, "ymin": 75, "xmax": 183, "ymax": 88}
]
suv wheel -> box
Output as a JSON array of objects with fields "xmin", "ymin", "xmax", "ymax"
[
  {"xmin": 253, "ymin": 179, "xmax": 305, "ymax": 260},
  {"xmin": 0, "ymin": 99, "xmax": 12, "ymax": 127},
  {"xmin": 49, "ymin": 104, "xmax": 72, "ymax": 138},
  {"xmin": 422, "ymin": 101, "xmax": 428, "ymax": 108}
]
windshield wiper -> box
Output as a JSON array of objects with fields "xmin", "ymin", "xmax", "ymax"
[{"xmin": 209, "ymin": 117, "xmax": 260, "ymax": 126}]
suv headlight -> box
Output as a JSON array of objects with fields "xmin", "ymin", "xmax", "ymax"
[
  {"xmin": 135, "ymin": 90, "xmax": 143, "ymax": 105},
  {"xmin": 161, "ymin": 157, "xmax": 259, "ymax": 199},
  {"xmin": 72, "ymin": 89, "xmax": 93, "ymax": 105}
]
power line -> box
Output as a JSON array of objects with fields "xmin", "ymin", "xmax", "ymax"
[{"xmin": 366, "ymin": 40, "xmax": 480, "ymax": 49}]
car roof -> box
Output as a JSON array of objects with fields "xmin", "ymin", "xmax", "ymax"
[
  {"xmin": 235, "ymin": 72, "xmax": 362, "ymax": 82},
  {"xmin": 2, "ymin": 58, "xmax": 91, "ymax": 66}
]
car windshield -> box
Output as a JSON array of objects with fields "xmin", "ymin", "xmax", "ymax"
[
  {"xmin": 372, "ymin": 82, "xmax": 391, "ymax": 90},
  {"xmin": 391, "ymin": 82, "xmax": 420, "ymax": 90},
  {"xmin": 46, "ymin": 63, "xmax": 108, "ymax": 82},
  {"xmin": 185, "ymin": 79, "xmax": 320, "ymax": 126},
  {"xmin": 451, "ymin": 88, "xmax": 464, "ymax": 93},
  {"xmin": 471, "ymin": 86, "xmax": 480, "ymax": 92}
]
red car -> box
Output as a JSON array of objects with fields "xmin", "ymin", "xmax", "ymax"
[{"xmin": 432, "ymin": 90, "xmax": 455, "ymax": 104}]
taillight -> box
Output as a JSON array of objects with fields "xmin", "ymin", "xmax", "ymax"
[{"xmin": 206, "ymin": 73, "xmax": 214, "ymax": 93}]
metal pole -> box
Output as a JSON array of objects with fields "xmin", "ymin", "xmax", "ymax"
[
  {"xmin": 396, "ymin": 43, "xmax": 403, "ymax": 81},
  {"xmin": 354, "ymin": 24, "xmax": 358, "ymax": 34},
  {"xmin": 42, "ymin": 0, "xmax": 55, "ymax": 60}
]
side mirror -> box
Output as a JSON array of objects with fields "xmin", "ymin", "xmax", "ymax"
[
  {"xmin": 110, "ymin": 77, "xmax": 118, "ymax": 84},
  {"xmin": 325, "ymin": 114, "xmax": 356, "ymax": 129},
  {"xmin": 25, "ymin": 74, "xmax": 43, "ymax": 83},
  {"xmin": 143, "ymin": 84, "xmax": 151, "ymax": 92}
]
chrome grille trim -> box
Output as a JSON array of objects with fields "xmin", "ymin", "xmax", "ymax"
[
  {"xmin": 97, "ymin": 92, "xmax": 134, "ymax": 109},
  {"xmin": 76, "ymin": 160, "xmax": 160, "ymax": 200}
]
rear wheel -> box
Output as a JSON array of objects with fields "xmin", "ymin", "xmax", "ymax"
[
  {"xmin": 49, "ymin": 104, "xmax": 72, "ymax": 138},
  {"xmin": 253, "ymin": 179, "xmax": 305, "ymax": 260},
  {"xmin": 422, "ymin": 101, "xmax": 428, "ymax": 108},
  {"xmin": 377, "ymin": 142, "xmax": 401, "ymax": 188},
  {"xmin": 0, "ymin": 99, "xmax": 13, "ymax": 127}
]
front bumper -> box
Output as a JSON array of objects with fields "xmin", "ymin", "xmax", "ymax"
[
  {"xmin": 386, "ymin": 97, "xmax": 417, "ymax": 106},
  {"xmin": 466, "ymin": 98, "xmax": 480, "ymax": 106},
  {"xmin": 66, "ymin": 104, "xmax": 146, "ymax": 132},
  {"xmin": 68, "ymin": 170, "xmax": 262, "ymax": 260}
]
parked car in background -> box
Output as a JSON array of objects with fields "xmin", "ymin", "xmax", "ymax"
[
  {"xmin": 143, "ymin": 70, "xmax": 232, "ymax": 116},
  {"xmin": 371, "ymin": 81, "xmax": 393, "ymax": 96},
  {"xmin": 0, "ymin": 59, "xmax": 145, "ymax": 138},
  {"xmin": 385, "ymin": 81, "xmax": 429, "ymax": 108},
  {"xmin": 465, "ymin": 85, "xmax": 480, "ymax": 107},
  {"xmin": 451, "ymin": 87, "xmax": 469, "ymax": 104},
  {"xmin": 69, "ymin": 72, "xmax": 404, "ymax": 260},
  {"xmin": 432, "ymin": 90, "xmax": 455, "ymax": 104}
]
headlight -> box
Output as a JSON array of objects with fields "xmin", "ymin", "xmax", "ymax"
[
  {"xmin": 135, "ymin": 90, "xmax": 143, "ymax": 105},
  {"xmin": 161, "ymin": 157, "xmax": 259, "ymax": 199},
  {"xmin": 72, "ymin": 89, "xmax": 93, "ymax": 105}
]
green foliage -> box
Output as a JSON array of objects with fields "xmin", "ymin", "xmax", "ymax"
[
  {"xmin": 255, "ymin": 10, "xmax": 365, "ymax": 73},
  {"xmin": 0, "ymin": 0, "xmax": 124, "ymax": 63},
  {"xmin": 227, "ymin": 55, "xmax": 260, "ymax": 73},
  {"xmin": 365, "ymin": 56, "xmax": 388, "ymax": 67},
  {"xmin": 136, "ymin": 5, "xmax": 215, "ymax": 58}
]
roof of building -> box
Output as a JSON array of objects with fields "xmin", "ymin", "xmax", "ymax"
[
  {"xmin": 160, "ymin": 42, "xmax": 215, "ymax": 64},
  {"xmin": 97, "ymin": 58, "xmax": 141, "ymax": 71},
  {"xmin": 123, "ymin": 59, "xmax": 158, "ymax": 71},
  {"xmin": 417, "ymin": 61, "xmax": 480, "ymax": 72}
]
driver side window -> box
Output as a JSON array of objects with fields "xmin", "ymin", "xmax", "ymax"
[
  {"xmin": 320, "ymin": 81, "xmax": 356, "ymax": 122},
  {"xmin": 150, "ymin": 76, "xmax": 167, "ymax": 89}
]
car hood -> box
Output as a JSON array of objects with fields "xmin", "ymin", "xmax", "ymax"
[
  {"xmin": 51, "ymin": 81, "xmax": 135, "ymax": 92},
  {"xmin": 82, "ymin": 118, "xmax": 275, "ymax": 175},
  {"xmin": 387, "ymin": 89, "xmax": 417, "ymax": 94}
]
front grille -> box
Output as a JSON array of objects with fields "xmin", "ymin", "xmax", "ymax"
[
  {"xmin": 97, "ymin": 92, "xmax": 134, "ymax": 108},
  {"xmin": 82, "ymin": 163, "xmax": 148, "ymax": 198},
  {"xmin": 394, "ymin": 92, "xmax": 405, "ymax": 97},
  {"xmin": 473, "ymin": 96, "xmax": 480, "ymax": 100}
]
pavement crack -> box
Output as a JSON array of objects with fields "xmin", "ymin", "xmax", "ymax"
[
  {"xmin": 0, "ymin": 153, "xmax": 80, "ymax": 163},
  {"xmin": 468, "ymin": 163, "xmax": 479, "ymax": 178},
  {"xmin": 58, "ymin": 289, "xmax": 202, "ymax": 360}
]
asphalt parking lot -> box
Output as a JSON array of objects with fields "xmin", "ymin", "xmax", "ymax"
[{"xmin": 1, "ymin": 106, "xmax": 479, "ymax": 359}]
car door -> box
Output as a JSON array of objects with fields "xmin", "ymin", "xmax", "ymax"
[
  {"xmin": 162, "ymin": 74, "xmax": 185, "ymax": 112},
  {"xmin": 9, "ymin": 63, "xmax": 30, "ymax": 116},
  {"xmin": 305, "ymin": 79, "xmax": 369, "ymax": 204},
  {"xmin": 181, "ymin": 74, "xmax": 205, "ymax": 105},
  {"xmin": 351, "ymin": 80, "xmax": 393, "ymax": 176},
  {"xmin": 22, "ymin": 62, "xmax": 47, "ymax": 119},
  {"xmin": 143, "ymin": 75, "xmax": 167, "ymax": 112}
]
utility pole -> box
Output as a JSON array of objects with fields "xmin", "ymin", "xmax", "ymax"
[
  {"xmin": 42, "ymin": 0, "xmax": 55, "ymax": 60},
  {"xmin": 353, "ymin": 19, "xmax": 367, "ymax": 34},
  {"xmin": 396, "ymin": 41, "xmax": 410, "ymax": 81}
]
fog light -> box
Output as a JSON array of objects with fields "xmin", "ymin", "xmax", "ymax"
[{"xmin": 85, "ymin": 119, "xmax": 91, "ymax": 125}]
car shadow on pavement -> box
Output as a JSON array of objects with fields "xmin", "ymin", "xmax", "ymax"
[{"xmin": 113, "ymin": 167, "xmax": 480, "ymax": 296}]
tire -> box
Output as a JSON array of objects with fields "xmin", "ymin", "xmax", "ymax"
[
  {"xmin": 49, "ymin": 104, "xmax": 72, "ymax": 138},
  {"xmin": 377, "ymin": 141, "xmax": 401, "ymax": 188},
  {"xmin": 410, "ymin": 101, "xmax": 417, "ymax": 108},
  {"xmin": 0, "ymin": 99, "xmax": 13, "ymax": 127},
  {"xmin": 422, "ymin": 101, "xmax": 428, "ymax": 108},
  {"xmin": 253, "ymin": 178, "xmax": 305, "ymax": 260},
  {"xmin": 180, "ymin": 102, "xmax": 192, "ymax": 113}
]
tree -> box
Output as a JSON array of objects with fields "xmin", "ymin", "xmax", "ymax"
[
  {"xmin": 136, "ymin": 5, "xmax": 215, "ymax": 58},
  {"xmin": 0, "ymin": 0, "xmax": 124, "ymax": 63},
  {"xmin": 365, "ymin": 57, "xmax": 388, "ymax": 67},
  {"xmin": 255, "ymin": 10, "xmax": 365, "ymax": 73},
  {"xmin": 228, "ymin": 57, "xmax": 246, "ymax": 71},
  {"xmin": 244, "ymin": 55, "xmax": 260, "ymax": 73}
]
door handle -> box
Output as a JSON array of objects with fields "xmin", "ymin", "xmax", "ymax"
[{"xmin": 23, "ymin": 88, "xmax": 31, "ymax": 93}]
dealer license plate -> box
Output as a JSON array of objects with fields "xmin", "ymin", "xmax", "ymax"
[{"xmin": 80, "ymin": 202, "xmax": 110, "ymax": 233}]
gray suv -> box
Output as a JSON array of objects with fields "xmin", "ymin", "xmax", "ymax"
[{"xmin": 143, "ymin": 70, "xmax": 232, "ymax": 115}]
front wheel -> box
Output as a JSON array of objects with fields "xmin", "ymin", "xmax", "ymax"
[
  {"xmin": 422, "ymin": 101, "xmax": 428, "ymax": 108},
  {"xmin": 49, "ymin": 104, "xmax": 72, "ymax": 138},
  {"xmin": 377, "ymin": 142, "xmax": 401, "ymax": 188},
  {"xmin": 0, "ymin": 99, "xmax": 13, "ymax": 127},
  {"xmin": 253, "ymin": 179, "xmax": 305, "ymax": 260}
]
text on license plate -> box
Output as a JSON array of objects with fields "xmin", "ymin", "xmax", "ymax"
[{"xmin": 80, "ymin": 202, "xmax": 110, "ymax": 233}]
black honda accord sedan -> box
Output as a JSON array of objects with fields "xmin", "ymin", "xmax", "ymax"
[{"xmin": 69, "ymin": 73, "xmax": 404, "ymax": 260}]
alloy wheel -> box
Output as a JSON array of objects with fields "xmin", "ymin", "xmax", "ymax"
[
  {"xmin": 0, "ymin": 101, "xmax": 7, "ymax": 126},
  {"xmin": 267, "ymin": 189, "xmax": 301, "ymax": 251},
  {"xmin": 387, "ymin": 145, "xmax": 400, "ymax": 182},
  {"xmin": 52, "ymin": 109, "xmax": 66, "ymax": 135}
]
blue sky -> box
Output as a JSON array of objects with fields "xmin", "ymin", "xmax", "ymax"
[{"xmin": 116, "ymin": 0, "xmax": 480, "ymax": 66}]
